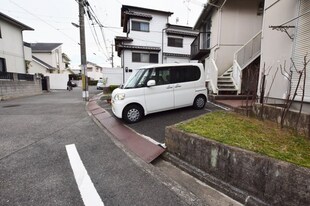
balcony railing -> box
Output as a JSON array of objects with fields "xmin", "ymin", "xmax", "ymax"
[{"xmin": 190, "ymin": 32, "xmax": 211, "ymax": 60}]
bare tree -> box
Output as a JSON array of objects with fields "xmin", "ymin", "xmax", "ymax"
[
  {"xmin": 281, "ymin": 55, "xmax": 309, "ymax": 130},
  {"xmin": 295, "ymin": 55, "xmax": 310, "ymax": 131}
]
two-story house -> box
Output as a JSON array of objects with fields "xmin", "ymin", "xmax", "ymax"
[
  {"xmin": 115, "ymin": 5, "xmax": 198, "ymax": 82},
  {"xmin": 29, "ymin": 43, "xmax": 68, "ymax": 74},
  {"xmin": 85, "ymin": 61, "xmax": 103, "ymax": 80},
  {"xmin": 0, "ymin": 12, "xmax": 34, "ymax": 73},
  {"xmin": 191, "ymin": 0, "xmax": 264, "ymax": 96}
]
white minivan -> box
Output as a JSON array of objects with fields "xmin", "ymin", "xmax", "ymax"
[{"xmin": 111, "ymin": 63, "xmax": 208, "ymax": 123}]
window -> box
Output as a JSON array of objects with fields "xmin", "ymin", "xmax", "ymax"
[
  {"xmin": 132, "ymin": 21, "xmax": 149, "ymax": 32},
  {"xmin": 168, "ymin": 37, "xmax": 183, "ymax": 48},
  {"xmin": 132, "ymin": 52, "xmax": 158, "ymax": 63},
  {"xmin": 0, "ymin": 25, "xmax": 2, "ymax": 38},
  {"xmin": 0, "ymin": 58, "xmax": 6, "ymax": 72}
]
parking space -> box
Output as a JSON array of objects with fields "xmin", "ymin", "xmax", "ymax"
[{"xmin": 97, "ymin": 100, "xmax": 223, "ymax": 143}]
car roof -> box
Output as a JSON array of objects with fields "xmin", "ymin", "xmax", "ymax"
[{"xmin": 139, "ymin": 63, "xmax": 203, "ymax": 70}]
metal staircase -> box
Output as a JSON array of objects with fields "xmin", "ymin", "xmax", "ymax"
[{"xmin": 217, "ymin": 67, "xmax": 238, "ymax": 95}]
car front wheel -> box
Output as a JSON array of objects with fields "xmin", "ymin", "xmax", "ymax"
[{"xmin": 122, "ymin": 104, "xmax": 143, "ymax": 123}]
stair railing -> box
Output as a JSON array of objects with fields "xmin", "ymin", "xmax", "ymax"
[
  {"xmin": 234, "ymin": 31, "xmax": 262, "ymax": 69},
  {"xmin": 233, "ymin": 30, "xmax": 262, "ymax": 94},
  {"xmin": 232, "ymin": 60, "xmax": 242, "ymax": 94},
  {"xmin": 205, "ymin": 57, "xmax": 218, "ymax": 94}
]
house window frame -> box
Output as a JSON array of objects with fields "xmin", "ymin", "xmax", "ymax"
[
  {"xmin": 132, "ymin": 52, "xmax": 158, "ymax": 63},
  {"xmin": 131, "ymin": 20, "xmax": 150, "ymax": 32},
  {"xmin": 167, "ymin": 37, "xmax": 183, "ymax": 48},
  {"xmin": 0, "ymin": 58, "xmax": 7, "ymax": 72}
]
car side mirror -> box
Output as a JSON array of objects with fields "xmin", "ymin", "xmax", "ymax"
[{"xmin": 147, "ymin": 80, "xmax": 156, "ymax": 87}]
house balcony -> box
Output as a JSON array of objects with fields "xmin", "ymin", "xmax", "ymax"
[{"xmin": 190, "ymin": 32, "xmax": 211, "ymax": 60}]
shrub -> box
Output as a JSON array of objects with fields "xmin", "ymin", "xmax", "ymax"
[
  {"xmin": 109, "ymin": 85, "xmax": 119, "ymax": 93},
  {"xmin": 88, "ymin": 80, "xmax": 98, "ymax": 86}
]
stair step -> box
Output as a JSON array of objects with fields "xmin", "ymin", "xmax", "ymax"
[
  {"xmin": 218, "ymin": 88, "xmax": 238, "ymax": 91},
  {"xmin": 218, "ymin": 86, "xmax": 236, "ymax": 89},
  {"xmin": 218, "ymin": 77, "xmax": 231, "ymax": 80},
  {"xmin": 218, "ymin": 81, "xmax": 233, "ymax": 84}
]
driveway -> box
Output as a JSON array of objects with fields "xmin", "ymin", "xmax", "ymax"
[
  {"xmin": 98, "ymin": 100, "xmax": 223, "ymax": 143},
  {"xmin": 0, "ymin": 88, "xmax": 192, "ymax": 206}
]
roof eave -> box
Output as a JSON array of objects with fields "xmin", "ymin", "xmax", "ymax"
[{"xmin": 0, "ymin": 12, "xmax": 34, "ymax": 31}]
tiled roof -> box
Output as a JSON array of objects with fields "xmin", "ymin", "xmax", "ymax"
[
  {"xmin": 123, "ymin": 11, "xmax": 153, "ymax": 19},
  {"xmin": 30, "ymin": 43, "xmax": 62, "ymax": 53},
  {"xmin": 118, "ymin": 45, "xmax": 161, "ymax": 51},
  {"xmin": 115, "ymin": 36, "xmax": 133, "ymax": 41},
  {"xmin": 166, "ymin": 29, "xmax": 198, "ymax": 37},
  {"xmin": 116, "ymin": 45, "xmax": 161, "ymax": 56},
  {"xmin": 163, "ymin": 53, "xmax": 191, "ymax": 58}
]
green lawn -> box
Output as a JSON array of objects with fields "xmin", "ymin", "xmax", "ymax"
[{"xmin": 177, "ymin": 111, "xmax": 310, "ymax": 168}]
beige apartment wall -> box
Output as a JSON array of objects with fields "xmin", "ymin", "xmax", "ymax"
[
  {"xmin": 213, "ymin": 0, "xmax": 263, "ymax": 75},
  {"xmin": 259, "ymin": 0, "xmax": 299, "ymax": 100}
]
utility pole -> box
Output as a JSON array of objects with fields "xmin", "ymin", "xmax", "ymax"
[
  {"xmin": 79, "ymin": 0, "xmax": 89, "ymax": 101},
  {"xmin": 111, "ymin": 44, "xmax": 114, "ymax": 68}
]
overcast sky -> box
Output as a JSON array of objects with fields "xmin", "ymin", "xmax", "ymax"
[{"xmin": 1, "ymin": 0, "xmax": 205, "ymax": 68}]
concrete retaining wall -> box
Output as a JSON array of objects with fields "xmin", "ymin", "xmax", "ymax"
[
  {"xmin": 0, "ymin": 76, "xmax": 42, "ymax": 100},
  {"xmin": 252, "ymin": 103, "xmax": 310, "ymax": 138},
  {"xmin": 165, "ymin": 126, "xmax": 310, "ymax": 206}
]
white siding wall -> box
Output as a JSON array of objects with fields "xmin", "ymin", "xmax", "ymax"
[
  {"xmin": 23, "ymin": 45, "xmax": 32, "ymax": 61},
  {"xmin": 163, "ymin": 34, "xmax": 195, "ymax": 56},
  {"xmin": 28, "ymin": 61, "xmax": 48, "ymax": 74},
  {"xmin": 33, "ymin": 47, "xmax": 64, "ymax": 70},
  {"xmin": 259, "ymin": 0, "xmax": 299, "ymax": 101},
  {"xmin": 165, "ymin": 56, "xmax": 190, "ymax": 63},
  {"xmin": 102, "ymin": 68, "xmax": 123, "ymax": 86},
  {"xmin": 0, "ymin": 19, "xmax": 26, "ymax": 73},
  {"xmin": 44, "ymin": 73, "xmax": 69, "ymax": 90},
  {"xmin": 210, "ymin": 0, "xmax": 263, "ymax": 75},
  {"xmin": 88, "ymin": 71, "xmax": 103, "ymax": 80}
]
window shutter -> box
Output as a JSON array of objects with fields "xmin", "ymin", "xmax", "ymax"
[{"xmin": 291, "ymin": 0, "xmax": 310, "ymax": 98}]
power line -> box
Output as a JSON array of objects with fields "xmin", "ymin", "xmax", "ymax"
[{"xmin": 9, "ymin": 0, "xmax": 79, "ymax": 45}]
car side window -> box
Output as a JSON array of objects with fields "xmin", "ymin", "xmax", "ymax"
[
  {"xmin": 137, "ymin": 68, "xmax": 152, "ymax": 87},
  {"xmin": 157, "ymin": 67, "xmax": 170, "ymax": 85},
  {"xmin": 171, "ymin": 66, "xmax": 200, "ymax": 83}
]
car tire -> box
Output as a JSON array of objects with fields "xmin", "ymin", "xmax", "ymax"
[
  {"xmin": 193, "ymin": 95, "xmax": 206, "ymax": 110},
  {"xmin": 122, "ymin": 104, "xmax": 143, "ymax": 124}
]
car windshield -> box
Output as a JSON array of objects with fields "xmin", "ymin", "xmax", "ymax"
[{"xmin": 123, "ymin": 68, "xmax": 151, "ymax": 89}]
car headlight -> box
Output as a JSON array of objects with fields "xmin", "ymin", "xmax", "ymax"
[{"xmin": 114, "ymin": 93, "xmax": 125, "ymax": 100}]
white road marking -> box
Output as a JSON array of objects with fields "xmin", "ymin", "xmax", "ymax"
[{"xmin": 66, "ymin": 144, "xmax": 104, "ymax": 206}]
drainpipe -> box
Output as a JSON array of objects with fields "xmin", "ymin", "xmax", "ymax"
[
  {"xmin": 162, "ymin": 27, "xmax": 168, "ymax": 64},
  {"xmin": 213, "ymin": 0, "xmax": 228, "ymax": 61}
]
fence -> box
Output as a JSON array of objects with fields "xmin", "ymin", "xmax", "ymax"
[{"xmin": 0, "ymin": 72, "xmax": 41, "ymax": 100}]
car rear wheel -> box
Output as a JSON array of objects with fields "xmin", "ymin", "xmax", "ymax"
[
  {"xmin": 122, "ymin": 104, "xmax": 143, "ymax": 123},
  {"xmin": 193, "ymin": 95, "xmax": 206, "ymax": 110}
]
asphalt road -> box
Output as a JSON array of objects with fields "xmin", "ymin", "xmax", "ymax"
[
  {"xmin": 0, "ymin": 87, "xmax": 193, "ymax": 206},
  {"xmin": 98, "ymin": 98, "xmax": 223, "ymax": 143}
]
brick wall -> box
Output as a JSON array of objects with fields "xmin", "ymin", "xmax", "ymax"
[{"xmin": 0, "ymin": 73, "xmax": 42, "ymax": 100}]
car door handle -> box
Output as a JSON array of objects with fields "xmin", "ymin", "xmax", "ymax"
[
  {"xmin": 167, "ymin": 85, "xmax": 173, "ymax": 89},
  {"xmin": 175, "ymin": 84, "xmax": 181, "ymax": 88}
]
